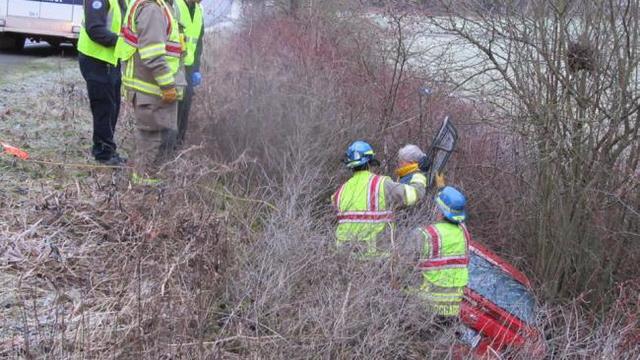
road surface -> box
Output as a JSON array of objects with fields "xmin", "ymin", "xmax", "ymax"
[{"xmin": 0, "ymin": 42, "xmax": 77, "ymax": 80}]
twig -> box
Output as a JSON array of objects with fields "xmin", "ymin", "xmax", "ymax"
[
  {"xmin": 165, "ymin": 335, "xmax": 282, "ymax": 347},
  {"xmin": 333, "ymin": 281, "xmax": 352, "ymax": 338},
  {"xmin": 198, "ymin": 185, "xmax": 278, "ymax": 211},
  {"xmin": 159, "ymin": 144, "xmax": 205, "ymax": 171}
]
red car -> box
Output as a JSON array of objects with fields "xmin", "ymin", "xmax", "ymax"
[{"xmin": 458, "ymin": 240, "xmax": 545, "ymax": 357}]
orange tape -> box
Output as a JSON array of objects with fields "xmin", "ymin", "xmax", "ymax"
[{"xmin": 1, "ymin": 142, "xmax": 30, "ymax": 160}]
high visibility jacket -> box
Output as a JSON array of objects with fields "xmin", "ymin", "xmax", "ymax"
[
  {"xmin": 332, "ymin": 171, "xmax": 392, "ymax": 258},
  {"xmin": 78, "ymin": 0, "xmax": 122, "ymax": 65},
  {"xmin": 332, "ymin": 170, "xmax": 427, "ymax": 258},
  {"xmin": 174, "ymin": 0, "xmax": 203, "ymax": 67},
  {"xmin": 115, "ymin": 0, "xmax": 184, "ymax": 97},
  {"xmin": 416, "ymin": 221, "xmax": 470, "ymax": 316}
]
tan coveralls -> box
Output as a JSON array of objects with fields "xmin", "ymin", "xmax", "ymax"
[{"xmin": 122, "ymin": 0, "xmax": 186, "ymax": 175}]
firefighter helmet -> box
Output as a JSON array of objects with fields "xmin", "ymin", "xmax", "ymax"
[
  {"xmin": 435, "ymin": 186, "xmax": 467, "ymax": 223},
  {"xmin": 345, "ymin": 141, "xmax": 378, "ymax": 168}
]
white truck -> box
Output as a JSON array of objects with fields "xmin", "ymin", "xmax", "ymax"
[{"xmin": 0, "ymin": 0, "xmax": 82, "ymax": 50}]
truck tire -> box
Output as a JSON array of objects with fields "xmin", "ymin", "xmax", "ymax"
[
  {"xmin": 12, "ymin": 35, "xmax": 26, "ymax": 51},
  {"xmin": 0, "ymin": 34, "xmax": 13, "ymax": 50},
  {"xmin": 0, "ymin": 34, "xmax": 26, "ymax": 51},
  {"xmin": 47, "ymin": 40, "xmax": 61, "ymax": 48}
]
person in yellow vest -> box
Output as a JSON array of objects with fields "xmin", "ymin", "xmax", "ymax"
[
  {"xmin": 115, "ymin": 0, "xmax": 186, "ymax": 184},
  {"xmin": 78, "ymin": 0, "xmax": 127, "ymax": 166},
  {"xmin": 332, "ymin": 141, "xmax": 439, "ymax": 258},
  {"xmin": 407, "ymin": 186, "xmax": 470, "ymax": 318},
  {"xmin": 174, "ymin": 0, "xmax": 204, "ymax": 145}
]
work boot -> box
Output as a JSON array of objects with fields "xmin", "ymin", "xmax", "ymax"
[
  {"xmin": 96, "ymin": 155, "xmax": 126, "ymax": 167},
  {"xmin": 112, "ymin": 153, "xmax": 128, "ymax": 163}
]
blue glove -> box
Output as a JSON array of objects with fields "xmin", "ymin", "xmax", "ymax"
[{"xmin": 191, "ymin": 71, "xmax": 202, "ymax": 87}]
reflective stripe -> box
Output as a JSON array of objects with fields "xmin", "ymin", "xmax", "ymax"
[
  {"xmin": 139, "ymin": 43, "xmax": 167, "ymax": 59},
  {"xmin": 410, "ymin": 173, "xmax": 427, "ymax": 187},
  {"xmin": 121, "ymin": 26, "xmax": 138, "ymax": 46},
  {"xmin": 121, "ymin": 29, "xmax": 183, "ymax": 56},
  {"xmin": 338, "ymin": 211, "xmax": 393, "ymax": 216},
  {"xmin": 124, "ymin": 58, "xmax": 162, "ymax": 96},
  {"xmin": 417, "ymin": 257, "xmax": 469, "ymax": 270},
  {"xmin": 425, "ymin": 225, "xmax": 441, "ymax": 258},
  {"xmin": 423, "ymin": 293, "xmax": 463, "ymax": 301},
  {"xmin": 460, "ymin": 223, "xmax": 472, "ymax": 252},
  {"xmin": 369, "ymin": 175, "xmax": 382, "ymax": 211},
  {"xmin": 404, "ymin": 185, "xmax": 418, "ymax": 206},
  {"xmin": 337, "ymin": 212, "xmax": 394, "ymax": 223},
  {"xmin": 333, "ymin": 184, "xmax": 345, "ymax": 209},
  {"xmin": 155, "ymin": 71, "xmax": 174, "ymax": 86},
  {"xmin": 123, "ymin": 77, "xmax": 184, "ymax": 98},
  {"xmin": 122, "ymin": 77, "xmax": 162, "ymax": 96},
  {"xmin": 165, "ymin": 41, "xmax": 182, "ymax": 57},
  {"xmin": 125, "ymin": 0, "xmax": 146, "ymax": 33}
]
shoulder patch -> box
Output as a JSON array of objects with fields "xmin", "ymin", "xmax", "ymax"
[{"xmin": 91, "ymin": 0, "xmax": 103, "ymax": 10}]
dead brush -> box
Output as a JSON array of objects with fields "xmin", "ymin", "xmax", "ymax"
[
  {"xmin": 189, "ymin": 6, "xmax": 640, "ymax": 358},
  {"xmin": 212, "ymin": 136, "xmax": 461, "ymax": 358},
  {"xmin": 0, "ymin": 156, "xmax": 233, "ymax": 359}
]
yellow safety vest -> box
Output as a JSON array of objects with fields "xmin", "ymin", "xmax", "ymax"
[
  {"xmin": 77, "ymin": 0, "xmax": 122, "ymax": 65},
  {"xmin": 416, "ymin": 221, "xmax": 470, "ymax": 317},
  {"xmin": 115, "ymin": 0, "xmax": 183, "ymax": 97},
  {"xmin": 332, "ymin": 170, "xmax": 394, "ymax": 258},
  {"xmin": 174, "ymin": 0, "xmax": 203, "ymax": 67}
]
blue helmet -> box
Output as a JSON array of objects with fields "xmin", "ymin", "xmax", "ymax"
[
  {"xmin": 345, "ymin": 140, "xmax": 378, "ymax": 168},
  {"xmin": 435, "ymin": 186, "xmax": 467, "ymax": 223}
]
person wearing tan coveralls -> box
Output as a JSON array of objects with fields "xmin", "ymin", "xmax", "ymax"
[{"xmin": 116, "ymin": 0, "xmax": 186, "ymax": 182}]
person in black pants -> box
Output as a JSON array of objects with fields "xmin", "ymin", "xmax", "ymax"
[
  {"xmin": 176, "ymin": 0, "xmax": 204, "ymax": 146},
  {"xmin": 77, "ymin": 0, "xmax": 127, "ymax": 166}
]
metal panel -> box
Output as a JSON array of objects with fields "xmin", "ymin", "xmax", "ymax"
[
  {"xmin": 3, "ymin": 15, "xmax": 77, "ymax": 38},
  {"xmin": 1, "ymin": 0, "xmax": 8, "ymax": 19},
  {"xmin": 40, "ymin": 0, "xmax": 77, "ymax": 21},
  {"xmin": 7, "ymin": 0, "xmax": 41, "ymax": 18},
  {"xmin": 71, "ymin": 3, "xmax": 81, "ymax": 25}
]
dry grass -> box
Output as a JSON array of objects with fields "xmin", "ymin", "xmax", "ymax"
[{"xmin": 0, "ymin": 158, "xmax": 231, "ymax": 358}]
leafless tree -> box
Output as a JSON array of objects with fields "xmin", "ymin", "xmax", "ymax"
[{"xmin": 428, "ymin": 0, "xmax": 640, "ymax": 302}]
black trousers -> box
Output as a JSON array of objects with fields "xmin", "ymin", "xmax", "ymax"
[
  {"xmin": 79, "ymin": 53, "xmax": 121, "ymax": 161},
  {"xmin": 177, "ymin": 66, "xmax": 195, "ymax": 145}
]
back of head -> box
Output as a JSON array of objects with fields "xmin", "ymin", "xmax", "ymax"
[
  {"xmin": 398, "ymin": 144, "xmax": 425, "ymax": 164},
  {"xmin": 435, "ymin": 186, "xmax": 467, "ymax": 223},
  {"xmin": 344, "ymin": 140, "xmax": 380, "ymax": 169}
]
